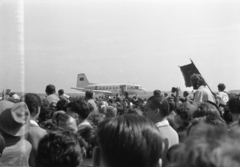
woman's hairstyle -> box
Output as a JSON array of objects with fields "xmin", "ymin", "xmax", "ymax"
[
  {"xmin": 36, "ymin": 130, "xmax": 82, "ymax": 167},
  {"xmin": 97, "ymin": 114, "xmax": 163, "ymax": 167}
]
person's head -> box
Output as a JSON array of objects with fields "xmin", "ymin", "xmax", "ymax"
[
  {"xmin": 172, "ymin": 123, "xmax": 227, "ymax": 167},
  {"xmin": 124, "ymin": 91, "xmax": 129, "ymax": 97},
  {"xmin": 58, "ymin": 89, "xmax": 64, "ymax": 96},
  {"xmin": 56, "ymin": 98, "xmax": 69, "ymax": 112},
  {"xmin": 105, "ymin": 106, "xmax": 117, "ymax": 118},
  {"xmin": 164, "ymin": 93, "xmax": 168, "ymax": 97},
  {"xmin": 56, "ymin": 113, "xmax": 78, "ymax": 133},
  {"xmin": 153, "ymin": 90, "xmax": 161, "ymax": 96},
  {"xmin": 36, "ymin": 130, "xmax": 82, "ymax": 167},
  {"xmin": 45, "ymin": 84, "xmax": 56, "ymax": 95},
  {"xmin": 190, "ymin": 74, "xmax": 206, "ymax": 90},
  {"xmin": 183, "ymin": 91, "xmax": 189, "ymax": 97},
  {"xmin": 144, "ymin": 95, "xmax": 170, "ymax": 123},
  {"xmin": 217, "ymin": 83, "xmax": 226, "ymax": 92},
  {"xmin": 67, "ymin": 99, "xmax": 90, "ymax": 121},
  {"xmin": 94, "ymin": 114, "xmax": 163, "ymax": 167},
  {"xmin": 174, "ymin": 100, "xmax": 198, "ymax": 127},
  {"xmin": 21, "ymin": 93, "xmax": 42, "ymax": 119},
  {"xmin": 85, "ymin": 90, "xmax": 93, "ymax": 100},
  {"xmin": 193, "ymin": 102, "xmax": 221, "ymax": 119}
]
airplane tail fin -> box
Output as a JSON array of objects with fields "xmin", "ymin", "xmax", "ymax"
[{"xmin": 77, "ymin": 73, "xmax": 90, "ymax": 88}]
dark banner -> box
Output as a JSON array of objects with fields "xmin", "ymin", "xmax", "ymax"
[{"xmin": 180, "ymin": 62, "xmax": 200, "ymax": 87}]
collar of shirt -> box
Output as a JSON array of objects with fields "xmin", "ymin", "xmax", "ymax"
[
  {"xmin": 30, "ymin": 120, "xmax": 39, "ymax": 127},
  {"xmin": 155, "ymin": 120, "xmax": 169, "ymax": 128}
]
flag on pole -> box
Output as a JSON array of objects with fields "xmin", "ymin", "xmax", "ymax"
[{"xmin": 180, "ymin": 60, "xmax": 200, "ymax": 87}]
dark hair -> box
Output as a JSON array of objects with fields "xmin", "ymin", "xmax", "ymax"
[
  {"xmin": 147, "ymin": 95, "xmax": 170, "ymax": 117},
  {"xmin": 193, "ymin": 102, "xmax": 221, "ymax": 119},
  {"xmin": 153, "ymin": 90, "xmax": 161, "ymax": 96},
  {"xmin": 58, "ymin": 89, "xmax": 64, "ymax": 95},
  {"xmin": 191, "ymin": 74, "xmax": 206, "ymax": 87},
  {"xmin": 36, "ymin": 130, "xmax": 82, "ymax": 167},
  {"xmin": 217, "ymin": 83, "xmax": 226, "ymax": 92},
  {"xmin": 22, "ymin": 93, "xmax": 42, "ymax": 115},
  {"xmin": 68, "ymin": 99, "xmax": 90, "ymax": 120},
  {"xmin": 56, "ymin": 98, "xmax": 69, "ymax": 112},
  {"xmin": 85, "ymin": 91, "xmax": 93, "ymax": 99},
  {"xmin": 228, "ymin": 94, "xmax": 240, "ymax": 114},
  {"xmin": 0, "ymin": 134, "xmax": 5, "ymax": 157},
  {"xmin": 45, "ymin": 84, "xmax": 56, "ymax": 95},
  {"xmin": 173, "ymin": 123, "xmax": 227, "ymax": 167},
  {"xmin": 97, "ymin": 114, "xmax": 163, "ymax": 167}
]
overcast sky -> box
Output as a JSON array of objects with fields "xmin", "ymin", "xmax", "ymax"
[{"xmin": 0, "ymin": 0, "xmax": 240, "ymax": 93}]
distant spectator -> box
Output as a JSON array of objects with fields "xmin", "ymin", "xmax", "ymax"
[
  {"xmin": 22, "ymin": 93, "xmax": 47, "ymax": 167},
  {"xmin": 164, "ymin": 92, "xmax": 168, "ymax": 98},
  {"xmin": 191, "ymin": 74, "xmax": 215, "ymax": 103},
  {"xmin": 45, "ymin": 84, "xmax": 59, "ymax": 106},
  {"xmin": 123, "ymin": 91, "xmax": 132, "ymax": 105},
  {"xmin": 36, "ymin": 130, "xmax": 82, "ymax": 167},
  {"xmin": 216, "ymin": 83, "xmax": 229, "ymax": 106},
  {"xmin": 0, "ymin": 101, "xmax": 32, "ymax": 166},
  {"xmin": 93, "ymin": 114, "xmax": 163, "ymax": 167},
  {"xmin": 85, "ymin": 91, "xmax": 98, "ymax": 113},
  {"xmin": 58, "ymin": 89, "xmax": 70, "ymax": 102},
  {"xmin": 153, "ymin": 89, "xmax": 161, "ymax": 96}
]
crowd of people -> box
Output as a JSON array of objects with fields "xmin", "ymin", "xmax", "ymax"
[{"xmin": 0, "ymin": 73, "xmax": 240, "ymax": 167}]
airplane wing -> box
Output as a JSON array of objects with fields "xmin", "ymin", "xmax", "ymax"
[{"xmin": 71, "ymin": 87, "xmax": 112, "ymax": 95}]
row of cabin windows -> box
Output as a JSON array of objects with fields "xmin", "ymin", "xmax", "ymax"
[{"xmin": 98, "ymin": 86, "xmax": 136, "ymax": 90}]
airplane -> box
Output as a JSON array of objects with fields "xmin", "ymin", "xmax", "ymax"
[{"xmin": 71, "ymin": 73, "xmax": 146, "ymax": 96}]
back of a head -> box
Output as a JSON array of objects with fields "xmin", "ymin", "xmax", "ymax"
[
  {"xmin": 97, "ymin": 114, "xmax": 163, "ymax": 167},
  {"xmin": 56, "ymin": 98, "xmax": 69, "ymax": 112},
  {"xmin": 22, "ymin": 93, "xmax": 42, "ymax": 115},
  {"xmin": 193, "ymin": 102, "xmax": 221, "ymax": 119},
  {"xmin": 105, "ymin": 106, "xmax": 117, "ymax": 118},
  {"xmin": 68, "ymin": 99, "xmax": 90, "ymax": 120},
  {"xmin": 36, "ymin": 130, "xmax": 81, "ymax": 167},
  {"xmin": 153, "ymin": 90, "xmax": 161, "ymax": 96},
  {"xmin": 46, "ymin": 84, "xmax": 56, "ymax": 95},
  {"xmin": 218, "ymin": 83, "xmax": 226, "ymax": 92},
  {"xmin": 58, "ymin": 89, "xmax": 64, "ymax": 96},
  {"xmin": 147, "ymin": 95, "xmax": 170, "ymax": 117},
  {"xmin": 85, "ymin": 90, "xmax": 93, "ymax": 99}
]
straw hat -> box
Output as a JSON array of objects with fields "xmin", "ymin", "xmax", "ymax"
[{"xmin": 0, "ymin": 101, "xmax": 30, "ymax": 136}]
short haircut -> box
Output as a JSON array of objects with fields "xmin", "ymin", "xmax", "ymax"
[
  {"xmin": 36, "ymin": 130, "xmax": 81, "ymax": 167},
  {"xmin": 68, "ymin": 99, "xmax": 90, "ymax": 120},
  {"xmin": 45, "ymin": 84, "xmax": 56, "ymax": 94},
  {"xmin": 193, "ymin": 102, "xmax": 221, "ymax": 119},
  {"xmin": 217, "ymin": 83, "xmax": 226, "ymax": 92},
  {"xmin": 22, "ymin": 93, "xmax": 42, "ymax": 115},
  {"xmin": 58, "ymin": 89, "xmax": 64, "ymax": 95},
  {"xmin": 85, "ymin": 90, "xmax": 93, "ymax": 99},
  {"xmin": 56, "ymin": 98, "xmax": 69, "ymax": 112},
  {"xmin": 147, "ymin": 95, "xmax": 170, "ymax": 117},
  {"xmin": 190, "ymin": 74, "xmax": 206, "ymax": 87},
  {"xmin": 153, "ymin": 90, "xmax": 161, "ymax": 96},
  {"xmin": 97, "ymin": 114, "xmax": 163, "ymax": 167},
  {"xmin": 228, "ymin": 94, "xmax": 240, "ymax": 114}
]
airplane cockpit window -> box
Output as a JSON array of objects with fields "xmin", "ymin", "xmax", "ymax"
[{"xmin": 135, "ymin": 86, "xmax": 139, "ymax": 89}]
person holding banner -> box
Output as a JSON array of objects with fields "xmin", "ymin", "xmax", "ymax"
[{"xmin": 190, "ymin": 74, "xmax": 215, "ymax": 103}]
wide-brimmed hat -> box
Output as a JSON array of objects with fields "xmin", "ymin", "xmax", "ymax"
[{"xmin": 0, "ymin": 101, "xmax": 30, "ymax": 136}]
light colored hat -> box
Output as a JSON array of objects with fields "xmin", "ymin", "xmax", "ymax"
[
  {"xmin": 12, "ymin": 94, "xmax": 20, "ymax": 100},
  {"xmin": 0, "ymin": 101, "xmax": 30, "ymax": 136}
]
